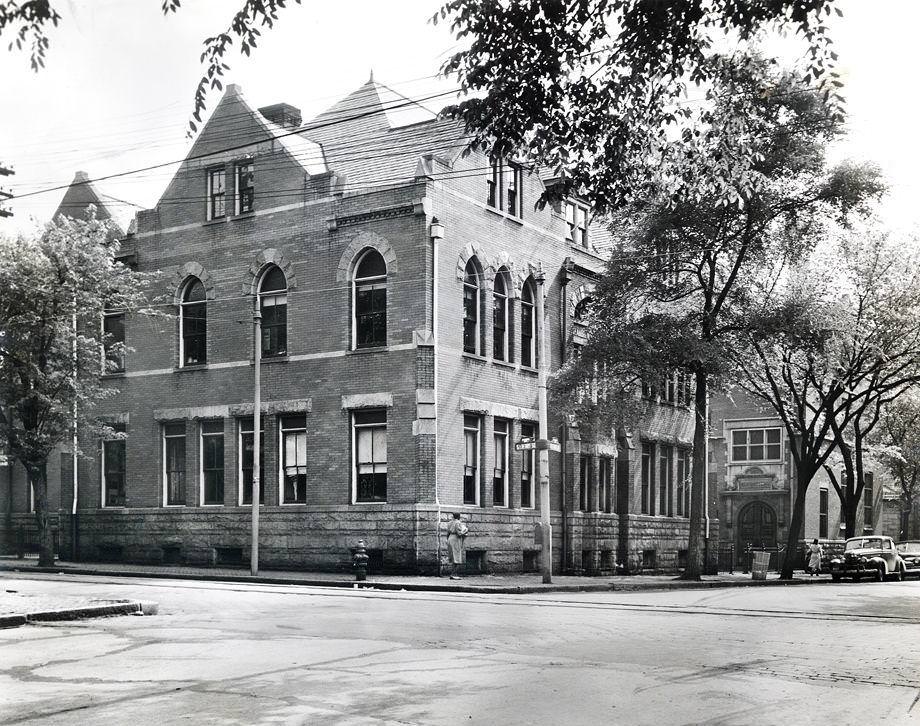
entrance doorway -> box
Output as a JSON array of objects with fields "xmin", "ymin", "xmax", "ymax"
[{"xmin": 737, "ymin": 501, "xmax": 777, "ymax": 562}]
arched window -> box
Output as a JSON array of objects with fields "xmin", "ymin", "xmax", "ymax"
[
  {"xmin": 179, "ymin": 277, "xmax": 207, "ymax": 366},
  {"xmin": 259, "ymin": 266, "xmax": 287, "ymax": 358},
  {"xmin": 463, "ymin": 258, "xmax": 482, "ymax": 355},
  {"xmin": 492, "ymin": 268, "xmax": 510, "ymax": 361},
  {"xmin": 574, "ymin": 297, "xmax": 592, "ymax": 325},
  {"xmin": 521, "ymin": 278, "xmax": 535, "ymax": 368},
  {"xmin": 353, "ymin": 248, "xmax": 387, "ymax": 349}
]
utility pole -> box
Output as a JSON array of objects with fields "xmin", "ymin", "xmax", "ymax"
[
  {"xmin": 0, "ymin": 164, "xmax": 13, "ymax": 218},
  {"xmin": 251, "ymin": 308, "xmax": 262, "ymax": 576},
  {"xmin": 535, "ymin": 270, "xmax": 553, "ymax": 584}
]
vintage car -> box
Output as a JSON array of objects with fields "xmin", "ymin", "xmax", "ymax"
[
  {"xmin": 896, "ymin": 541, "xmax": 920, "ymax": 578},
  {"xmin": 828, "ymin": 535, "xmax": 906, "ymax": 582}
]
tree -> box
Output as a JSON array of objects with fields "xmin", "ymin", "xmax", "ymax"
[
  {"xmin": 552, "ymin": 54, "xmax": 881, "ymax": 579},
  {"xmin": 876, "ymin": 390, "xmax": 920, "ymax": 540},
  {"xmin": 437, "ymin": 0, "xmax": 844, "ymax": 211},
  {"xmin": 0, "ymin": 213, "xmax": 155, "ymax": 565},
  {"xmin": 0, "ymin": 0, "xmax": 302, "ymax": 131}
]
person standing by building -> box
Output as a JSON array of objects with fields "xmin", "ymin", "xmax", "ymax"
[
  {"xmin": 807, "ymin": 538, "xmax": 824, "ymax": 576},
  {"xmin": 447, "ymin": 512, "xmax": 468, "ymax": 580}
]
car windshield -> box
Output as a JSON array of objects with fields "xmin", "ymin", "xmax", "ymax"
[
  {"xmin": 897, "ymin": 542, "xmax": 920, "ymax": 554},
  {"xmin": 845, "ymin": 538, "xmax": 883, "ymax": 551}
]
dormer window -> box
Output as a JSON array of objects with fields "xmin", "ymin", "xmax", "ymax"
[
  {"xmin": 207, "ymin": 168, "xmax": 226, "ymax": 220},
  {"xmin": 487, "ymin": 158, "xmax": 524, "ymax": 218},
  {"xmin": 236, "ymin": 161, "xmax": 254, "ymax": 215},
  {"xmin": 565, "ymin": 200, "xmax": 589, "ymax": 248}
]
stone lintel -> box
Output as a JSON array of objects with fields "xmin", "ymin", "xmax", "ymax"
[
  {"xmin": 416, "ymin": 389, "xmax": 435, "ymax": 404},
  {"xmin": 459, "ymin": 396, "xmax": 538, "ymax": 422},
  {"xmin": 226, "ymin": 399, "xmax": 312, "ymax": 417},
  {"xmin": 413, "ymin": 419, "xmax": 437, "ymax": 436},
  {"xmin": 341, "ymin": 392, "xmax": 393, "ymax": 410}
]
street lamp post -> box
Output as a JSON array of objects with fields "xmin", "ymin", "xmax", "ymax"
[
  {"xmin": 535, "ymin": 270, "xmax": 553, "ymax": 584},
  {"xmin": 251, "ymin": 308, "xmax": 262, "ymax": 576}
]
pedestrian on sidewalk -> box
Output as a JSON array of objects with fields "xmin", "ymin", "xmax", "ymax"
[
  {"xmin": 447, "ymin": 512, "xmax": 468, "ymax": 580},
  {"xmin": 807, "ymin": 538, "xmax": 823, "ymax": 576}
]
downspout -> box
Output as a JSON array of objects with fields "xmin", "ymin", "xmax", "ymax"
[{"xmin": 430, "ymin": 218, "xmax": 444, "ymax": 576}]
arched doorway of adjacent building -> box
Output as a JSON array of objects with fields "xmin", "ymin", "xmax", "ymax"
[{"xmin": 737, "ymin": 501, "xmax": 777, "ymax": 564}]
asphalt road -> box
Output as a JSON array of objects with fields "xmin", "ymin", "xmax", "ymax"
[{"xmin": 1, "ymin": 573, "xmax": 918, "ymax": 726}]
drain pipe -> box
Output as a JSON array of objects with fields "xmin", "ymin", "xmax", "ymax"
[{"xmin": 430, "ymin": 218, "xmax": 444, "ymax": 576}]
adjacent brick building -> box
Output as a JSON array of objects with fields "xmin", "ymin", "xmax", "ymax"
[{"xmin": 2, "ymin": 79, "xmax": 712, "ymax": 574}]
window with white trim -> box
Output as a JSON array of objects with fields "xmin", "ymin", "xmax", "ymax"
[
  {"xmin": 521, "ymin": 278, "xmax": 535, "ymax": 368},
  {"xmin": 565, "ymin": 200, "xmax": 588, "ymax": 248},
  {"xmin": 354, "ymin": 409, "xmax": 387, "ymax": 502},
  {"xmin": 200, "ymin": 420, "xmax": 224, "ymax": 505},
  {"xmin": 239, "ymin": 417, "xmax": 264, "ymax": 505},
  {"xmin": 487, "ymin": 158, "xmax": 523, "ymax": 218},
  {"xmin": 493, "ymin": 418, "xmax": 509, "ymax": 506},
  {"xmin": 353, "ymin": 249, "xmax": 387, "ymax": 349},
  {"xmin": 659, "ymin": 444, "xmax": 673, "ymax": 517},
  {"xmin": 207, "ymin": 167, "xmax": 226, "ymax": 220},
  {"xmin": 676, "ymin": 448, "xmax": 690, "ymax": 517},
  {"xmin": 492, "ymin": 270, "xmax": 509, "ymax": 361},
  {"xmin": 179, "ymin": 277, "xmax": 207, "ymax": 366},
  {"xmin": 520, "ymin": 422, "xmax": 535, "ymax": 508},
  {"xmin": 235, "ymin": 161, "xmax": 254, "ymax": 215},
  {"xmin": 641, "ymin": 441, "xmax": 654, "ymax": 515},
  {"xmin": 463, "ymin": 259, "xmax": 482, "ymax": 355},
  {"xmin": 819, "ymin": 487, "xmax": 828, "ymax": 539},
  {"xmin": 259, "ymin": 266, "xmax": 287, "ymax": 358},
  {"xmin": 731, "ymin": 428, "xmax": 781, "ymax": 462},
  {"xmin": 280, "ymin": 415, "xmax": 307, "ymax": 503},
  {"xmin": 163, "ymin": 422, "xmax": 186, "ymax": 506},
  {"xmin": 599, "ymin": 457, "xmax": 612, "ymax": 513},
  {"xmin": 102, "ymin": 308, "xmax": 125, "ymax": 373},
  {"xmin": 102, "ymin": 424, "xmax": 126, "ymax": 507},
  {"xmin": 463, "ymin": 414, "xmax": 480, "ymax": 504}
]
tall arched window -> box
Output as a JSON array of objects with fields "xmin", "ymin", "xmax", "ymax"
[
  {"xmin": 520, "ymin": 278, "xmax": 535, "ymax": 368},
  {"xmin": 492, "ymin": 268, "xmax": 510, "ymax": 361},
  {"xmin": 463, "ymin": 258, "xmax": 482, "ymax": 355},
  {"xmin": 259, "ymin": 266, "xmax": 287, "ymax": 358},
  {"xmin": 353, "ymin": 248, "xmax": 387, "ymax": 349},
  {"xmin": 574, "ymin": 297, "xmax": 592, "ymax": 325},
  {"xmin": 179, "ymin": 277, "xmax": 207, "ymax": 366}
]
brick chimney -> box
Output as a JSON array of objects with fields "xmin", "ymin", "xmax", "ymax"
[{"xmin": 258, "ymin": 103, "xmax": 302, "ymax": 129}]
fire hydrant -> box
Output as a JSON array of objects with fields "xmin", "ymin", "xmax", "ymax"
[{"xmin": 353, "ymin": 539, "xmax": 369, "ymax": 582}]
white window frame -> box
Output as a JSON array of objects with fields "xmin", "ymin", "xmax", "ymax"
[
  {"xmin": 101, "ymin": 427, "xmax": 126, "ymax": 509},
  {"xmin": 730, "ymin": 427, "xmax": 783, "ymax": 463},
  {"xmin": 493, "ymin": 418, "xmax": 509, "ymax": 507},
  {"xmin": 178, "ymin": 277, "xmax": 206, "ymax": 368},
  {"xmin": 199, "ymin": 420, "xmax": 224, "ymax": 506},
  {"xmin": 564, "ymin": 200, "xmax": 589, "ymax": 247},
  {"xmin": 463, "ymin": 414, "xmax": 481, "ymax": 505},
  {"xmin": 520, "ymin": 421, "xmax": 536, "ymax": 509},
  {"xmin": 520, "ymin": 280, "xmax": 536, "ymax": 369},
  {"xmin": 492, "ymin": 271, "xmax": 509, "ymax": 362},
  {"xmin": 162, "ymin": 422, "xmax": 186, "ymax": 507},
  {"xmin": 206, "ymin": 166, "xmax": 226, "ymax": 221},
  {"xmin": 463, "ymin": 260, "xmax": 481, "ymax": 356},
  {"xmin": 279, "ymin": 415, "xmax": 308, "ymax": 504},
  {"xmin": 352, "ymin": 249, "xmax": 388, "ymax": 350},
  {"xmin": 351, "ymin": 409, "xmax": 388, "ymax": 504},
  {"xmin": 234, "ymin": 159, "xmax": 254, "ymax": 215},
  {"xmin": 237, "ymin": 418, "xmax": 264, "ymax": 506},
  {"xmin": 101, "ymin": 309, "xmax": 126, "ymax": 373}
]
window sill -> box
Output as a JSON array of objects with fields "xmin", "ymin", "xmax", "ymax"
[
  {"xmin": 492, "ymin": 359, "xmax": 516, "ymax": 371},
  {"xmin": 519, "ymin": 366, "xmax": 538, "ymax": 376},
  {"xmin": 462, "ymin": 352, "xmax": 487, "ymax": 364},
  {"xmin": 485, "ymin": 205, "xmax": 524, "ymax": 225},
  {"xmin": 257, "ymin": 355, "xmax": 289, "ymax": 365},
  {"xmin": 281, "ymin": 501, "xmax": 308, "ymax": 506},
  {"xmin": 175, "ymin": 363, "xmax": 208, "ymax": 373},
  {"xmin": 347, "ymin": 345, "xmax": 389, "ymax": 355},
  {"xmin": 353, "ymin": 500, "xmax": 388, "ymax": 505},
  {"xmin": 231, "ymin": 211, "xmax": 256, "ymax": 221},
  {"xmin": 203, "ymin": 217, "xmax": 227, "ymax": 227},
  {"xmin": 100, "ymin": 371, "xmax": 126, "ymax": 380}
]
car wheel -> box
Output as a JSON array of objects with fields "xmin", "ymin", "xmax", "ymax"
[
  {"xmin": 894, "ymin": 565, "xmax": 905, "ymax": 582},
  {"xmin": 831, "ymin": 573, "xmax": 841, "ymax": 582},
  {"xmin": 874, "ymin": 565, "xmax": 885, "ymax": 582}
]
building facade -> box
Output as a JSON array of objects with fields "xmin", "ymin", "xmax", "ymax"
[{"xmin": 1, "ymin": 79, "xmax": 714, "ymax": 573}]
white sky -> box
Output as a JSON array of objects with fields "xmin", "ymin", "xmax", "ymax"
[{"xmin": 0, "ymin": 0, "xmax": 917, "ymax": 236}]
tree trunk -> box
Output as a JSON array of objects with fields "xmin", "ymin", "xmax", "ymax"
[
  {"xmin": 843, "ymin": 493, "xmax": 858, "ymax": 539},
  {"xmin": 680, "ymin": 368, "xmax": 707, "ymax": 580},
  {"xmin": 780, "ymin": 471, "xmax": 810, "ymax": 579},
  {"xmin": 27, "ymin": 460, "xmax": 54, "ymax": 567}
]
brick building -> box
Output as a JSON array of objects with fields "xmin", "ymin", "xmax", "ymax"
[
  {"xmin": 710, "ymin": 391, "xmax": 896, "ymax": 567},
  {"xmin": 2, "ymin": 79, "xmax": 711, "ymax": 574}
]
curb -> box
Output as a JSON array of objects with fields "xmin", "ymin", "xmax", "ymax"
[
  {"xmin": 0, "ymin": 563, "xmax": 832, "ymax": 594},
  {"xmin": 0, "ymin": 600, "xmax": 157, "ymax": 629}
]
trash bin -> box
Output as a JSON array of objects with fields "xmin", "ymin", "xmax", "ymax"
[{"xmin": 751, "ymin": 551, "xmax": 770, "ymax": 581}]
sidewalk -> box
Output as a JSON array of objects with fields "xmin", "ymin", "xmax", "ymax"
[{"xmin": 0, "ymin": 556, "xmax": 831, "ymax": 596}]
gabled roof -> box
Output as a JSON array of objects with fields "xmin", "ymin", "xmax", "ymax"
[{"xmin": 53, "ymin": 171, "xmax": 124, "ymax": 236}]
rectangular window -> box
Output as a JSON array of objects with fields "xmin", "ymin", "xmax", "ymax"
[
  {"xmin": 463, "ymin": 414, "xmax": 480, "ymax": 504},
  {"xmin": 641, "ymin": 442, "xmax": 654, "ymax": 515},
  {"xmin": 659, "ymin": 444, "xmax": 673, "ymax": 517},
  {"xmin": 354, "ymin": 409, "xmax": 387, "ymax": 502},
  {"xmin": 730, "ymin": 428, "xmax": 781, "ymax": 462},
  {"xmin": 599, "ymin": 457, "xmax": 612, "ymax": 513},
  {"xmin": 565, "ymin": 201, "xmax": 588, "ymax": 248},
  {"xmin": 863, "ymin": 472, "xmax": 874, "ymax": 533},
  {"xmin": 239, "ymin": 418, "xmax": 264, "ymax": 505},
  {"xmin": 163, "ymin": 422, "xmax": 186, "ymax": 506},
  {"xmin": 579, "ymin": 455, "xmax": 590, "ymax": 511},
  {"xmin": 260, "ymin": 293, "xmax": 287, "ymax": 358},
  {"xmin": 487, "ymin": 159, "xmax": 523, "ymax": 218},
  {"xmin": 487, "ymin": 159, "xmax": 501, "ymax": 208},
  {"xmin": 520, "ymin": 422, "xmax": 535, "ymax": 509},
  {"xmin": 102, "ymin": 425, "xmax": 126, "ymax": 507},
  {"xmin": 463, "ymin": 283, "xmax": 478, "ymax": 355},
  {"xmin": 819, "ymin": 487, "xmax": 828, "ymax": 539},
  {"xmin": 102, "ymin": 311, "xmax": 125, "ymax": 372},
  {"xmin": 235, "ymin": 161, "xmax": 254, "ymax": 214},
  {"xmin": 200, "ymin": 420, "xmax": 224, "ymax": 505},
  {"xmin": 493, "ymin": 419, "xmax": 509, "ymax": 506},
  {"xmin": 207, "ymin": 168, "xmax": 226, "ymax": 220},
  {"xmin": 355, "ymin": 283, "xmax": 387, "ymax": 348},
  {"xmin": 280, "ymin": 415, "xmax": 307, "ymax": 503},
  {"xmin": 676, "ymin": 449, "xmax": 690, "ymax": 517},
  {"xmin": 520, "ymin": 295, "xmax": 534, "ymax": 368}
]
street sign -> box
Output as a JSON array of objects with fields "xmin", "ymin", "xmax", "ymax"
[
  {"xmin": 515, "ymin": 437, "xmax": 561, "ymax": 452},
  {"xmin": 514, "ymin": 437, "xmax": 536, "ymax": 451}
]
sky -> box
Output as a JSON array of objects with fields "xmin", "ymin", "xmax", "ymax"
[{"xmin": 0, "ymin": 0, "xmax": 918, "ymax": 236}]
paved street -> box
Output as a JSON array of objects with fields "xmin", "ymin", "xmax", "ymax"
[{"xmin": 1, "ymin": 574, "xmax": 918, "ymax": 726}]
